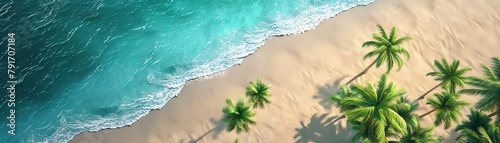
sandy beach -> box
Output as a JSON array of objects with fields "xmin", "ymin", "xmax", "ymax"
[{"xmin": 70, "ymin": 0, "xmax": 500, "ymax": 142}]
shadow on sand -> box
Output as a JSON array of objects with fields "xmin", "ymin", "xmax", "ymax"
[
  {"xmin": 187, "ymin": 117, "xmax": 226, "ymax": 143},
  {"xmin": 293, "ymin": 113, "xmax": 354, "ymax": 143},
  {"xmin": 443, "ymin": 129, "xmax": 461, "ymax": 143},
  {"xmin": 313, "ymin": 76, "xmax": 348, "ymax": 111}
]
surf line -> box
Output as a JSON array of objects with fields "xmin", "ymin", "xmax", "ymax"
[{"xmin": 6, "ymin": 33, "xmax": 16, "ymax": 136}]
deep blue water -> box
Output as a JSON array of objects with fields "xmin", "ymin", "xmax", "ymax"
[{"xmin": 0, "ymin": 0, "xmax": 374, "ymax": 142}]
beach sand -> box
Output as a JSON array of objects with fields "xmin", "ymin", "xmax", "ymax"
[{"xmin": 70, "ymin": 0, "xmax": 500, "ymax": 142}]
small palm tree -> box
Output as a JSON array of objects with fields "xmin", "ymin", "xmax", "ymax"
[
  {"xmin": 398, "ymin": 123, "xmax": 443, "ymax": 143},
  {"xmin": 455, "ymin": 109, "xmax": 492, "ymax": 141},
  {"xmin": 328, "ymin": 85, "xmax": 357, "ymax": 124},
  {"xmin": 222, "ymin": 97, "xmax": 257, "ymax": 134},
  {"xmin": 416, "ymin": 58, "xmax": 471, "ymax": 101},
  {"xmin": 344, "ymin": 74, "xmax": 408, "ymax": 142},
  {"xmin": 460, "ymin": 57, "xmax": 500, "ymax": 118},
  {"xmin": 419, "ymin": 91, "xmax": 470, "ymax": 129},
  {"xmin": 245, "ymin": 78, "xmax": 272, "ymax": 109},
  {"xmin": 346, "ymin": 25, "xmax": 412, "ymax": 85},
  {"xmin": 459, "ymin": 123, "xmax": 500, "ymax": 143}
]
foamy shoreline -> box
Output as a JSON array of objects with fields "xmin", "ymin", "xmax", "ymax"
[{"xmin": 70, "ymin": 0, "xmax": 500, "ymax": 142}]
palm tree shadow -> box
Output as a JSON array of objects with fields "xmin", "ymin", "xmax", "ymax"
[
  {"xmin": 189, "ymin": 117, "xmax": 226, "ymax": 143},
  {"xmin": 313, "ymin": 76, "xmax": 348, "ymax": 110},
  {"xmin": 443, "ymin": 130, "xmax": 460, "ymax": 143},
  {"xmin": 293, "ymin": 113, "xmax": 354, "ymax": 143}
]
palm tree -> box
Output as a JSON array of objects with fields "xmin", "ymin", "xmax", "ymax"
[
  {"xmin": 346, "ymin": 25, "xmax": 412, "ymax": 85},
  {"xmin": 419, "ymin": 91, "xmax": 470, "ymax": 129},
  {"xmin": 328, "ymin": 85, "xmax": 357, "ymax": 124},
  {"xmin": 398, "ymin": 123, "xmax": 443, "ymax": 143},
  {"xmin": 460, "ymin": 57, "xmax": 500, "ymax": 118},
  {"xmin": 344, "ymin": 74, "xmax": 408, "ymax": 142},
  {"xmin": 416, "ymin": 58, "xmax": 471, "ymax": 101},
  {"xmin": 222, "ymin": 97, "xmax": 257, "ymax": 134},
  {"xmin": 245, "ymin": 78, "xmax": 272, "ymax": 109},
  {"xmin": 455, "ymin": 109, "xmax": 492, "ymax": 141},
  {"xmin": 459, "ymin": 123, "xmax": 500, "ymax": 143}
]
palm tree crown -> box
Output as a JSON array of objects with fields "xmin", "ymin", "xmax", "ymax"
[
  {"xmin": 459, "ymin": 123, "xmax": 500, "ymax": 143},
  {"xmin": 460, "ymin": 57, "xmax": 500, "ymax": 119},
  {"xmin": 346, "ymin": 25, "xmax": 412, "ymax": 85},
  {"xmin": 222, "ymin": 97, "xmax": 257, "ymax": 134},
  {"xmin": 344, "ymin": 74, "xmax": 408, "ymax": 142},
  {"xmin": 245, "ymin": 78, "xmax": 272, "ymax": 109},
  {"xmin": 421, "ymin": 91, "xmax": 470, "ymax": 129},
  {"xmin": 427, "ymin": 58, "xmax": 472, "ymax": 94},
  {"xmin": 455, "ymin": 109, "xmax": 492, "ymax": 141},
  {"xmin": 416, "ymin": 58, "xmax": 471, "ymax": 101},
  {"xmin": 361, "ymin": 24, "xmax": 412, "ymax": 73}
]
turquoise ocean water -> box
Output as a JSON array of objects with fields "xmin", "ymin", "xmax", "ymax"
[{"xmin": 0, "ymin": 0, "xmax": 374, "ymax": 142}]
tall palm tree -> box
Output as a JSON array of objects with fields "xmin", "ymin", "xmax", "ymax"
[
  {"xmin": 222, "ymin": 97, "xmax": 257, "ymax": 134},
  {"xmin": 344, "ymin": 74, "xmax": 408, "ymax": 142},
  {"xmin": 416, "ymin": 58, "xmax": 471, "ymax": 101},
  {"xmin": 398, "ymin": 123, "xmax": 443, "ymax": 143},
  {"xmin": 245, "ymin": 78, "xmax": 272, "ymax": 109},
  {"xmin": 419, "ymin": 91, "xmax": 470, "ymax": 129},
  {"xmin": 455, "ymin": 109, "xmax": 492, "ymax": 141},
  {"xmin": 328, "ymin": 85, "xmax": 357, "ymax": 124},
  {"xmin": 460, "ymin": 57, "xmax": 500, "ymax": 118},
  {"xmin": 346, "ymin": 25, "xmax": 412, "ymax": 85},
  {"xmin": 459, "ymin": 123, "xmax": 500, "ymax": 143}
]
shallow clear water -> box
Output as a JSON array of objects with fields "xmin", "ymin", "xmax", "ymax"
[{"xmin": 0, "ymin": 0, "xmax": 373, "ymax": 142}]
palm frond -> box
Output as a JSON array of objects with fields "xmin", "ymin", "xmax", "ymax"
[
  {"xmin": 362, "ymin": 41, "xmax": 383, "ymax": 48},
  {"xmin": 389, "ymin": 27, "xmax": 398, "ymax": 42},
  {"xmin": 492, "ymin": 57, "xmax": 500, "ymax": 80},
  {"xmin": 376, "ymin": 24, "xmax": 388, "ymax": 39},
  {"xmin": 393, "ymin": 36, "xmax": 412, "ymax": 46}
]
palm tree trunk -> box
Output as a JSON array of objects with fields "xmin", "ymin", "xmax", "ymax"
[
  {"xmin": 346, "ymin": 59, "xmax": 378, "ymax": 85},
  {"xmin": 415, "ymin": 81, "xmax": 444, "ymax": 101},
  {"xmin": 419, "ymin": 108, "xmax": 437, "ymax": 118},
  {"xmin": 455, "ymin": 135, "xmax": 463, "ymax": 141},
  {"xmin": 488, "ymin": 112, "xmax": 497, "ymax": 117},
  {"xmin": 325, "ymin": 114, "xmax": 346, "ymax": 126}
]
